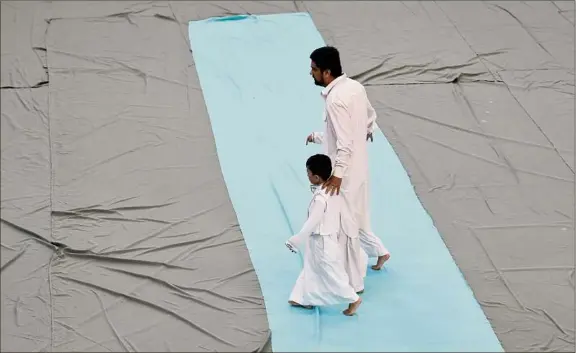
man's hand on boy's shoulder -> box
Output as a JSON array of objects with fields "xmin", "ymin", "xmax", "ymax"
[{"xmin": 322, "ymin": 175, "xmax": 342, "ymax": 196}]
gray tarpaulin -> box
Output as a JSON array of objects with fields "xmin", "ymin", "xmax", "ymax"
[{"xmin": 1, "ymin": 1, "xmax": 574, "ymax": 352}]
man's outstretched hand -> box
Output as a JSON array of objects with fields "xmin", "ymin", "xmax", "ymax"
[
  {"xmin": 322, "ymin": 175, "xmax": 342, "ymax": 196},
  {"xmin": 306, "ymin": 133, "xmax": 314, "ymax": 145}
]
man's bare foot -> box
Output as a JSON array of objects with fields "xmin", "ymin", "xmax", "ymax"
[
  {"xmin": 288, "ymin": 300, "xmax": 313, "ymax": 309},
  {"xmin": 343, "ymin": 297, "xmax": 362, "ymax": 316},
  {"xmin": 371, "ymin": 253, "xmax": 391, "ymax": 271}
]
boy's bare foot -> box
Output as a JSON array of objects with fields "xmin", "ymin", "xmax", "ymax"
[
  {"xmin": 371, "ymin": 253, "xmax": 391, "ymax": 271},
  {"xmin": 288, "ymin": 300, "xmax": 313, "ymax": 309},
  {"xmin": 343, "ymin": 297, "xmax": 362, "ymax": 316}
]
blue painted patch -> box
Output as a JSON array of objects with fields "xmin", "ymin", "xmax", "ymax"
[
  {"xmin": 189, "ymin": 12, "xmax": 503, "ymax": 352},
  {"xmin": 208, "ymin": 14, "xmax": 252, "ymax": 22}
]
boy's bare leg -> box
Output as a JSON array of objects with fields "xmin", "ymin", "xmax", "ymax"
[
  {"xmin": 371, "ymin": 253, "xmax": 390, "ymax": 271},
  {"xmin": 343, "ymin": 297, "xmax": 362, "ymax": 316},
  {"xmin": 288, "ymin": 300, "xmax": 313, "ymax": 309}
]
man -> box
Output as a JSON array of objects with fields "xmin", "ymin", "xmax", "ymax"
[{"xmin": 305, "ymin": 46, "xmax": 391, "ymax": 282}]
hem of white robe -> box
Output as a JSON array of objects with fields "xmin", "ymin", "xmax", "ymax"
[
  {"xmin": 359, "ymin": 230, "xmax": 389, "ymax": 257},
  {"xmin": 289, "ymin": 292, "xmax": 359, "ymax": 307}
]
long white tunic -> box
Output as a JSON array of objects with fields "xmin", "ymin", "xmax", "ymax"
[
  {"xmin": 287, "ymin": 188, "xmax": 359, "ymax": 306},
  {"xmin": 311, "ymin": 74, "xmax": 389, "ymax": 285}
]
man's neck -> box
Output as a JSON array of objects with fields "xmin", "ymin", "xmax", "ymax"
[
  {"xmin": 321, "ymin": 73, "xmax": 346, "ymax": 97},
  {"xmin": 323, "ymin": 77, "xmax": 335, "ymax": 87}
]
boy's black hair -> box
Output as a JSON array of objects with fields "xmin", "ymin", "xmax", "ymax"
[
  {"xmin": 306, "ymin": 154, "xmax": 332, "ymax": 181},
  {"xmin": 310, "ymin": 46, "xmax": 343, "ymax": 78}
]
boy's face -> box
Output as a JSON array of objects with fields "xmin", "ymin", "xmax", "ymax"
[{"xmin": 307, "ymin": 168, "xmax": 322, "ymax": 185}]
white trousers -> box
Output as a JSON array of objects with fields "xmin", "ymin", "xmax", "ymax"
[
  {"xmin": 343, "ymin": 181, "xmax": 389, "ymax": 258},
  {"xmin": 337, "ymin": 233, "xmax": 367, "ymax": 293}
]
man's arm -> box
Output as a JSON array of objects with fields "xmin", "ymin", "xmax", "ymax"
[
  {"xmin": 306, "ymin": 132, "xmax": 324, "ymax": 144},
  {"xmin": 367, "ymin": 99, "xmax": 377, "ymax": 135},
  {"xmin": 312, "ymin": 132, "xmax": 324, "ymax": 144},
  {"xmin": 326, "ymin": 101, "xmax": 353, "ymax": 179}
]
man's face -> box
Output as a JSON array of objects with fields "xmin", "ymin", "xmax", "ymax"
[{"xmin": 310, "ymin": 61, "xmax": 326, "ymax": 87}]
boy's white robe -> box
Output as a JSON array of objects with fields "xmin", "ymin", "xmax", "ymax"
[
  {"xmin": 287, "ymin": 188, "xmax": 359, "ymax": 306},
  {"xmin": 311, "ymin": 74, "xmax": 390, "ymax": 284}
]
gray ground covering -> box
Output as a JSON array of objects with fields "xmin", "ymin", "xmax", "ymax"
[{"xmin": 1, "ymin": 1, "xmax": 574, "ymax": 352}]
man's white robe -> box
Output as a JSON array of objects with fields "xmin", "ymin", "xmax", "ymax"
[
  {"xmin": 311, "ymin": 74, "xmax": 390, "ymax": 291},
  {"xmin": 286, "ymin": 188, "xmax": 359, "ymax": 306}
]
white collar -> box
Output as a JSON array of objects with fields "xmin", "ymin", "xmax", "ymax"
[{"xmin": 321, "ymin": 73, "xmax": 347, "ymax": 98}]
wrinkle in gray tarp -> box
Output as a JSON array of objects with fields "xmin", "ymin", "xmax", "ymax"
[
  {"xmin": 1, "ymin": 1, "xmax": 574, "ymax": 352},
  {"xmin": 2, "ymin": 2, "xmax": 271, "ymax": 352}
]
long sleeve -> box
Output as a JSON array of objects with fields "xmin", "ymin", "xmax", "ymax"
[
  {"xmin": 366, "ymin": 99, "xmax": 377, "ymax": 134},
  {"xmin": 312, "ymin": 132, "xmax": 324, "ymax": 144},
  {"xmin": 285, "ymin": 197, "xmax": 327, "ymax": 252},
  {"xmin": 326, "ymin": 101, "xmax": 353, "ymax": 178},
  {"xmin": 293, "ymin": 197, "xmax": 327, "ymax": 238}
]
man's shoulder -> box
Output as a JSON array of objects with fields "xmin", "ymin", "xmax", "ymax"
[
  {"xmin": 340, "ymin": 76, "xmax": 365, "ymax": 91},
  {"xmin": 345, "ymin": 76, "xmax": 364, "ymax": 86},
  {"xmin": 330, "ymin": 78, "xmax": 365, "ymax": 102}
]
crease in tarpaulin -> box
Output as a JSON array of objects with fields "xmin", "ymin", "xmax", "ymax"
[
  {"xmin": 0, "ymin": 217, "xmax": 202, "ymax": 270},
  {"xmin": 481, "ymin": 300, "xmax": 575, "ymax": 340},
  {"xmin": 253, "ymin": 329, "xmax": 272, "ymax": 352},
  {"xmin": 384, "ymin": 103, "xmax": 573, "ymax": 154},
  {"xmin": 55, "ymin": 276, "xmax": 237, "ymax": 348},
  {"xmin": 499, "ymin": 79, "xmax": 575, "ymax": 175},
  {"xmin": 44, "ymin": 49, "xmax": 191, "ymax": 88},
  {"xmin": 488, "ymin": 3, "xmax": 555, "ymax": 59},
  {"xmin": 49, "ymin": 263, "xmax": 263, "ymax": 351},
  {"xmin": 99, "ymin": 267, "xmax": 237, "ymax": 314}
]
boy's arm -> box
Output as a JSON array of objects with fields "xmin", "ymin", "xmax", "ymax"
[{"xmin": 292, "ymin": 197, "xmax": 327, "ymax": 238}]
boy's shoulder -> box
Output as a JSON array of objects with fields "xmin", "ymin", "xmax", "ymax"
[{"xmin": 312, "ymin": 189, "xmax": 337, "ymax": 203}]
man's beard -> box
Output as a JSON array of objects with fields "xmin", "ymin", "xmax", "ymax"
[{"xmin": 314, "ymin": 77, "xmax": 326, "ymax": 87}]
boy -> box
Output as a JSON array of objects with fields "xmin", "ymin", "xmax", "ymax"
[{"xmin": 285, "ymin": 154, "xmax": 362, "ymax": 316}]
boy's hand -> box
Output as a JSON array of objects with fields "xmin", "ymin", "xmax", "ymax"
[{"xmin": 322, "ymin": 176, "xmax": 342, "ymax": 196}]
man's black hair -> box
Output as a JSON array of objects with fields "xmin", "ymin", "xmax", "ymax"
[
  {"xmin": 306, "ymin": 154, "xmax": 332, "ymax": 181},
  {"xmin": 310, "ymin": 46, "xmax": 343, "ymax": 78}
]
